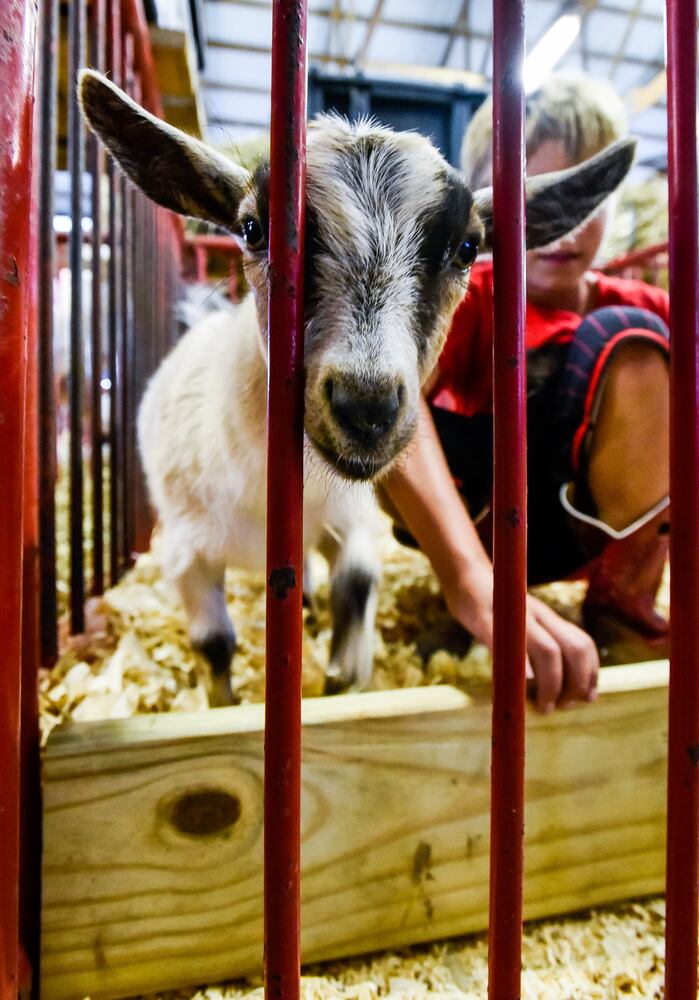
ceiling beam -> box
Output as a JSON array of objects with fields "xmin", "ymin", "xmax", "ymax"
[
  {"xmin": 441, "ymin": 0, "xmax": 470, "ymax": 69},
  {"xmin": 206, "ymin": 35, "xmax": 664, "ymax": 75},
  {"xmin": 629, "ymin": 69, "xmax": 667, "ymax": 113},
  {"xmin": 609, "ymin": 0, "xmax": 645, "ymax": 77},
  {"xmin": 355, "ymin": 0, "xmax": 387, "ymax": 65},
  {"xmin": 205, "ymin": 0, "xmax": 665, "ymax": 25},
  {"xmin": 578, "ymin": 0, "xmax": 600, "ymax": 72},
  {"xmin": 204, "ymin": 80, "xmax": 270, "ymax": 94},
  {"xmin": 209, "ymin": 117, "xmax": 269, "ymax": 129}
]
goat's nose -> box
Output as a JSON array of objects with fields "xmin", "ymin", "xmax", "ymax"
[{"xmin": 327, "ymin": 379, "xmax": 402, "ymax": 445}]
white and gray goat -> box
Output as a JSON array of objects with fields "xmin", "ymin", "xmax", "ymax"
[{"xmin": 79, "ymin": 70, "xmax": 634, "ymax": 706}]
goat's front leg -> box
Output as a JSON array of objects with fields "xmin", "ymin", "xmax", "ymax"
[
  {"xmin": 172, "ymin": 553, "xmax": 237, "ymax": 707},
  {"xmin": 321, "ymin": 522, "xmax": 380, "ymax": 693}
]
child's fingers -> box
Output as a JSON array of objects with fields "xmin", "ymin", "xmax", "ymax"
[
  {"xmin": 526, "ymin": 616, "xmax": 564, "ymax": 713},
  {"xmin": 531, "ymin": 601, "xmax": 599, "ymax": 705}
]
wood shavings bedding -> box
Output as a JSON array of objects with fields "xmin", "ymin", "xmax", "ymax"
[
  {"xmin": 137, "ymin": 898, "xmax": 670, "ymax": 999},
  {"xmin": 41, "ymin": 519, "xmax": 497, "ymax": 744},
  {"xmin": 41, "ymin": 515, "xmax": 669, "ymax": 746}
]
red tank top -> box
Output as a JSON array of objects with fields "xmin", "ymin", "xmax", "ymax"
[{"xmin": 428, "ymin": 260, "xmax": 670, "ymax": 417}]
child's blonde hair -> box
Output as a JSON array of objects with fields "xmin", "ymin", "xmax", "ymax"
[{"xmin": 461, "ymin": 74, "xmax": 628, "ymax": 190}]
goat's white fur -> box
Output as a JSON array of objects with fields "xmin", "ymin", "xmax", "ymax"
[{"xmin": 138, "ymin": 294, "xmax": 381, "ymax": 702}]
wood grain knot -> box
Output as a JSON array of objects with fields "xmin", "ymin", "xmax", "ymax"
[{"xmin": 169, "ymin": 789, "xmax": 241, "ymax": 837}]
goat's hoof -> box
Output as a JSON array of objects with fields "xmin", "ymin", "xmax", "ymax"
[
  {"xmin": 324, "ymin": 664, "xmax": 348, "ymax": 696},
  {"xmin": 207, "ymin": 674, "xmax": 239, "ymax": 708}
]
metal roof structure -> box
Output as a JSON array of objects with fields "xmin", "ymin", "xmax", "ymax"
[{"xmin": 157, "ymin": 0, "xmax": 680, "ymax": 174}]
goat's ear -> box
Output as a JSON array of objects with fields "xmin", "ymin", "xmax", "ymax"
[
  {"xmin": 474, "ymin": 137, "xmax": 636, "ymax": 252},
  {"xmin": 79, "ymin": 69, "xmax": 249, "ymax": 229}
]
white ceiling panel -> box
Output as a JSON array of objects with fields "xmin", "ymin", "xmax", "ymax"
[
  {"xmin": 206, "ymin": 122, "xmax": 268, "ymax": 145},
  {"xmin": 525, "ymin": 0, "xmax": 558, "ymax": 46},
  {"xmin": 635, "ymin": 134, "xmax": 668, "ymax": 164},
  {"xmin": 585, "ymin": 9, "xmax": 632, "ymax": 55},
  {"xmin": 366, "ymin": 24, "xmax": 449, "ymax": 65},
  {"xmin": 205, "ymin": 2, "xmax": 270, "ymax": 46},
  {"xmin": 204, "ymin": 89, "xmax": 270, "ymax": 125},
  {"xmin": 466, "ymin": 1, "xmax": 492, "ymax": 37},
  {"xmin": 473, "ymin": 38, "xmax": 492, "ymax": 78},
  {"xmin": 624, "ymin": 18, "xmax": 664, "ymax": 61},
  {"xmin": 586, "ymin": 56, "xmax": 614, "ymax": 79},
  {"xmin": 308, "ymin": 13, "xmax": 332, "ymax": 55},
  {"xmin": 204, "ymin": 46, "xmax": 271, "ymax": 88},
  {"xmin": 613, "ymin": 62, "xmax": 646, "ymax": 92},
  {"xmin": 557, "ymin": 49, "xmax": 584, "ymax": 74},
  {"xmin": 444, "ymin": 36, "xmax": 467, "ymax": 69},
  {"xmin": 383, "ymin": 0, "xmax": 462, "ymax": 27},
  {"xmin": 632, "ymin": 104, "xmax": 668, "ymax": 135}
]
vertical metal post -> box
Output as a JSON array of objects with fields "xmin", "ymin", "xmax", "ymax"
[
  {"xmin": 264, "ymin": 1, "xmax": 308, "ymax": 996},
  {"xmin": 131, "ymin": 189, "xmax": 154, "ymax": 554},
  {"xmin": 89, "ymin": 0, "xmax": 106, "ymax": 596},
  {"xmin": 121, "ymin": 32, "xmax": 136, "ymax": 569},
  {"xmin": 0, "ymin": 0, "xmax": 39, "ymax": 994},
  {"xmin": 664, "ymin": 0, "xmax": 699, "ymax": 996},
  {"xmin": 38, "ymin": 0, "xmax": 59, "ymax": 664},
  {"xmin": 487, "ymin": 0, "xmax": 527, "ymax": 996},
  {"xmin": 107, "ymin": 0, "xmax": 123, "ymax": 585},
  {"xmin": 68, "ymin": 0, "xmax": 87, "ymax": 633},
  {"xmin": 20, "ymin": 155, "xmax": 41, "ymax": 994}
]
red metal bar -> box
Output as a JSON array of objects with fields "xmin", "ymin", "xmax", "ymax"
[
  {"xmin": 194, "ymin": 245, "xmax": 208, "ymax": 282},
  {"xmin": 487, "ymin": 0, "xmax": 527, "ymax": 996},
  {"xmin": 38, "ymin": 0, "xmax": 59, "ymax": 664},
  {"xmin": 68, "ymin": 0, "xmax": 87, "ymax": 633},
  {"xmin": 664, "ymin": 0, "xmax": 699, "ymax": 995},
  {"xmin": 107, "ymin": 0, "xmax": 123, "ymax": 585},
  {"xmin": 0, "ymin": 1, "xmax": 39, "ymax": 995},
  {"xmin": 89, "ymin": 0, "xmax": 107, "ymax": 595},
  {"xmin": 121, "ymin": 32, "xmax": 136, "ymax": 568},
  {"xmin": 20, "ymin": 134, "xmax": 41, "ymax": 992},
  {"xmin": 264, "ymin": 1, "xmax": 308, "ymax": 996}
]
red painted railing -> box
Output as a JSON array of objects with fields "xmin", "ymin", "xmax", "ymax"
[
  {"xmin": 664, "ymin": 0, "xmax": 699, "ymax": 995},
  {"xmin": 488, "ymin": 1, "xmax": 527, "ymax": 995},
  {"xmin": 264, "ymin": 2, "xmax": 308, "ymax": 995},
  {"xmin": 1, "ymin": 0, "xmax": 698, "ymax": 997},
  {"xmin": 0, "ymin": 4, "xmax": 39, "ymax": 997},
  {"xmin": 0, "ymin": 2, "xmax": 182, "ymax": 996}
]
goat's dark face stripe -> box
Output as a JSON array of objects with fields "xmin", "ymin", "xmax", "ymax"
[
  {"xmin": 239, "ymin": 116, "xmax": 481, "ymax": 476},
  {"xmin": 414, "ymin": 171, "xmax": 480, "ymax": 362}
]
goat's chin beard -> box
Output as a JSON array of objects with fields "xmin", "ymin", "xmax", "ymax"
[
  {"xmin": 309, "ymin": 437, "xmax": 388, "ymax": 481},
  {"xmin": 307, "ymin": 423, "xmax": 416, "ymax": 483}
]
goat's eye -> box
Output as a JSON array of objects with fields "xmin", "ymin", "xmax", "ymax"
[
  {"xmin": 241, "ymin": 216, "xmax": 266, "ymax": 252},
  {"xmin": 452, "ymin": 236, "xmax": 479, "ymax": 271}
]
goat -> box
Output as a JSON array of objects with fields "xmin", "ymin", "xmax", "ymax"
[{"xmin": 79, "ymin": 70, "xmax": 635, "ymax": 706}]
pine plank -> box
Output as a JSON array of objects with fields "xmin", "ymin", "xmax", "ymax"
[{"xmin": 41, "ymin": 663, "xmax": 669, "ymax": 999}]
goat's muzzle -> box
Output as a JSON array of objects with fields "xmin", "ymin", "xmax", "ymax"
[
  {"xmin": 309, "ymin": 372, "xmax": 412, "ymax": 481},
  {"xmin": 325, "ymin": 376, "xmax": 403, "ymax": 447}
]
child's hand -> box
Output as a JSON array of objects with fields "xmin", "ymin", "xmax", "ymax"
[
  {"xmin": 524, "ymin": 594, "xmax": 599, "ymax": 712},
  {"xmin": 443, "ymin": 565, "xmax": 599, "ymax": 713}
]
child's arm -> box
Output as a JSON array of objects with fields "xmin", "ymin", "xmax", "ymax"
[{"xmin": 383, "ymin": 396, "xmax": 600, "ymax": 712}]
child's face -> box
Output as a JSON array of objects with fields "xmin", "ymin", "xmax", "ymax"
[{"xmin": 525, "ymin": 138, "xmax": 608, "ymax": 304}]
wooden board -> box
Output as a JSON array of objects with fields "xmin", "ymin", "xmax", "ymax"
[
  {"xmin": 41, "ymin": 663, "xmax": 669, "ymax": 1000},
  {"xmin": 150, "ymin": 26, "xmax": 207, "ymax": 138}
]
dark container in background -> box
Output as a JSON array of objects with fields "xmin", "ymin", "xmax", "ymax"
[{"xmin": 308, "ymin": 66, "xmax": 487, "ymax": 169}]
